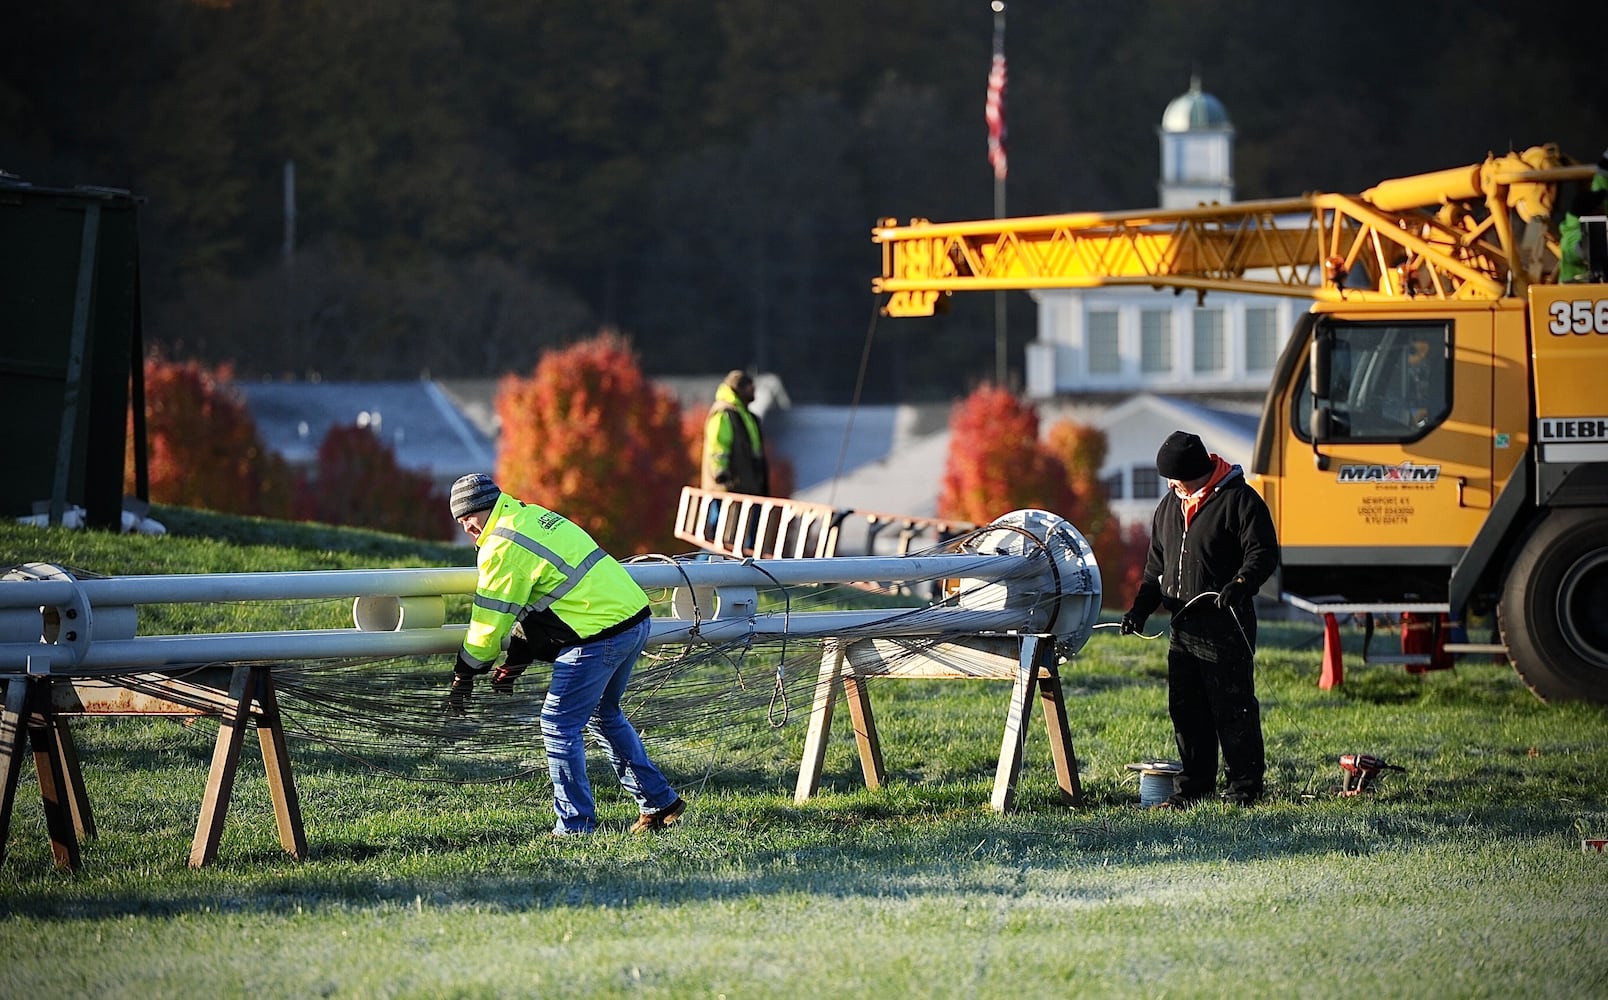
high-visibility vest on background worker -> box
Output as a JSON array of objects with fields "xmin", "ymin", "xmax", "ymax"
[{"xmin": 701, "ymin": 380, "xmax": 768, "ymax": 494}]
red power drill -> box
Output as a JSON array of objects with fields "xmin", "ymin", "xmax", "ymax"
[{"xmin": 1339, "ymin": 753, "xmax": 1407, "ymax": 796}]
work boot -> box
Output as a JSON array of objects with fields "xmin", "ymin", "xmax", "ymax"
[{"xmin": 630, "ymin": 797, "xmax": 686, "ymax": 834}]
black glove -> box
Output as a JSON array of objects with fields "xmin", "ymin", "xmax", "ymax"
[
  {"xmin": 490, "ymin": 662, "xmax": 527, "ymax": 694},
  {"xmin": 1119, "ymin": 613, "xmax": 1145, "ymax": 636},
  {"xmin": 1217, "ymin": 576, "xmax": 1250, "ymax": 609},
  {"xmin": 447, "ymin": 673, "xmax": 473, "ymax": 717},
  {"xmin": 448, "ymin": 652, "xmax": 489, "ymax": 716}
]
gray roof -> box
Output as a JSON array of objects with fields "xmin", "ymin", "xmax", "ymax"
[
  {"xmin": 237, "ymin": 380, "xmax": 496, "ymax": 485},
  {"xmin": 1151, "ymin": 395, "xmax": 1260, "ymax": 440},
  {"xmin": 768, "ymin": 403, "xmax": 950, "ymax": 493},
  {"xmin": 237, "ymin": 375, "xmax": 789, "ymax": 492}
]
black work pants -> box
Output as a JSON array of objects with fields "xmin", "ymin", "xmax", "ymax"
[{"xmin": 1167, "ymin": 644, "xmax": 1265, "ymax": 800}]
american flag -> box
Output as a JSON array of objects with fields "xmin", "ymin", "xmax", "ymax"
[{"xmin": 985, "ymin": 50, "xmax": 1007, "ymax": 181}]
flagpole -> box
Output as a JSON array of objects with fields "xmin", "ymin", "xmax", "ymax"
[{"xmin": 989, "ymin": 2, "xmax": 1008, "ymax": 386}]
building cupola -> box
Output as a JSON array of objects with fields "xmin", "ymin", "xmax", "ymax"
[{"xmin": 1157, "ymin": 75, "xmax": 1234, "ymax": 208}]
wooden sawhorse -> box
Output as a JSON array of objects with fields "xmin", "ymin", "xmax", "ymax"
[
  {"xmin": 0, "ymin": 665, "xmax": 306, "ymax": 870},
  {"xmin": 793, "ymin": 633, "xmax": 1082, "ymax": 812}
]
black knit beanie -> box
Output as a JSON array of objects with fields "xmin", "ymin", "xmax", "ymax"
[{"xmin": 1155, "ymin": 431, "xmax": 1213, "ymax": 481}]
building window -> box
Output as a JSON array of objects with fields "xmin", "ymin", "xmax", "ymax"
[
  {"xmin": 1132, "ymin": 465, "xmax": 1163, "ymax": 500},
  {"xmin": 1193, "ymin": 308, "xmax": 1225, "ymax": 373},
  {"xmin": 1173, "ymin": 134, "xmax": 1228, "ymax": 183},
  {"xmin": 1246, "ymin": 307, "xmax": 1279, "ymax": 372},
  {"xmin": 1087, "ymin": 311, "xmax": 1120, "ymax": 374},
  {"xmin": 1100, "ymin": 469, "xmax": 1124, "ymax": 500},
  {"xmin": 1140, "ymin": 310, "xmax": 1173, "ymax": 374}
]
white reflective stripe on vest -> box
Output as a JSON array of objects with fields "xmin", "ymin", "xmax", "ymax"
[{"xmin": 488, "ymin": 524, "xmax": 607, "ymax": 614}]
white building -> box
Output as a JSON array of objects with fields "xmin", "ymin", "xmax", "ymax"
[{"xmin": 1026, "ymin": 77, "xmax": 1300, "ymax": 524}]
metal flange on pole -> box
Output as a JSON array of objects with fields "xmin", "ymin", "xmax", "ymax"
[{"xmin": 950, "ymin": 509, "xmax": 1103, "ymax": 657}]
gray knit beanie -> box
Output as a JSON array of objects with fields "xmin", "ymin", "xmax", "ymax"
[{"xmin": 449, "ymin": 473, "xmax": 501, "ymax": 519}]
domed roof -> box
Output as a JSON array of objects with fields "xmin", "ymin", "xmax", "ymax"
[{"xmin": 1161, "ymin": 75, "xmax": 1231, "ymax": 132}]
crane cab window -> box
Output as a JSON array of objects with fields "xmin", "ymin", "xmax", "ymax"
[{"xmin": 1295, "ymin": 320, "xmax": 1451, "ymax": 443}]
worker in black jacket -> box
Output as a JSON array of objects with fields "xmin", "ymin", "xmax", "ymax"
[{"xmin": 1122, "ymin": 431, "xmax": 1280, "ymax": 806}]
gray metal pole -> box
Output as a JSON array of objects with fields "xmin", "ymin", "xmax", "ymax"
[
  {"xmin": 0, "ymin": 554, "xmax": 1034, "ymax": 610},
  {"xmin": 1, "ymin": 510, "xmax": 1103, "ymax": 673},
  {"xmin": 283, "ymin": 160, "xmax": 296, "ymax": 264}
]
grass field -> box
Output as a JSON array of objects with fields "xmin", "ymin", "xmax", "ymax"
[{"xmin": 1, "ymin": 511, "xmax": 1605, "ymax": 998}]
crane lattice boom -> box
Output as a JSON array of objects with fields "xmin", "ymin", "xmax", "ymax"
[{"xmin": 874, "ymin": 145, "xmax": 1593, "ymax": 316}]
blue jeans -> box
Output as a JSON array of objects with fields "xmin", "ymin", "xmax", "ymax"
[
  {"xmin": 541, "ymin": 617, "xmax": 677, "ymax": 834},
  {"xmin": 703, "ymin": 497, "xmax": 723, "ymax": 541},
  {"xmin": 704, "ymin": 496, "xmax": 758, "ymax": 551}
]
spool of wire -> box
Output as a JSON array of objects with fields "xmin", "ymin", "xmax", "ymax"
[{"xmin": 1126, "ymin": 760, "xmax": 1184, "ymax": 807}]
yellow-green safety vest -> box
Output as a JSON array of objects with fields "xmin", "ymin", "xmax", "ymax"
[{"xmin": 460, "ymin": 493, "xmax": 649, "ymax": 668}]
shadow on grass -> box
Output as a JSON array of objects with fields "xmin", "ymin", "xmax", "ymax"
[
  {"xmin": 5, "ymin": 641, "xmax": 1599, "ymax": 922},
  {"xmin": 0, "ymin": 794, "xmax": 1583, "ymax": 920}
]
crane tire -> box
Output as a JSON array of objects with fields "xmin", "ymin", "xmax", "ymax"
[{"xmin": 1498, "ymin": 507, "xmax": 1608, "ymax": 704}]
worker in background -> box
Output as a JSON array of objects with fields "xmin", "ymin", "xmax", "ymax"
[
  {"xmin": 700, "ymin": 370, "xmax": 769, "ymax": 546},
  {"xmin": 1559, "ymin": 146, "xmax": 1608, "ymax": 283},
  {"xmin": 446, "ymin": 473, "xmax": 685, "ymax": 836},
  {"xmin": 1120, "ymin": 431, "xmax": 1279, "ymax": 807}
]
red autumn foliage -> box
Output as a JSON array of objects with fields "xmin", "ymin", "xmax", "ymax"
[
  {"xmin": 496, "ymin": 331, "xmax": 693, "ymax": 555},
  {"xmin": 1113, "ymin": 519, "xmax": 1153, "ymax": 608},
  {"xmin": 766, "ymin": 454, "xmax": 796, "ymax": 500},
  {"xmin": 1044, "ymin": 419, "xmax": 1149, "ymax": 607},
  {"xmin": 938, "ymin": 385, "xmax": 1074, "ymax": 525},
  {"xmin": 128, "ymin": 355, "xmax": 297, "ymax": 517},
  {"xmin": 1043, "ymin": 421, "xmax": 1107, "ymax": 530},
  {"xmin": 681, "ymin": 408, "xmax": 706, "ymax": 482},
  {"xmin": 303, "ymin": 424, "xmax": 452, "ymax": 539},
  {"xmin": 130, "ymin": 354, "xmax": 456, "ymax": 540}
]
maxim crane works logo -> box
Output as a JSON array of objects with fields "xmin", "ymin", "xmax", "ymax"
[{"xmin": 1336, "ymin": 461, "xmax": 1442, "ymax": 484}]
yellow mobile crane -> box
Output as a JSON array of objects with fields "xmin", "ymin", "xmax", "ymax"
[{"xmin": 874, "ymin": 144, "xmax": 1608, "ymax": 702}]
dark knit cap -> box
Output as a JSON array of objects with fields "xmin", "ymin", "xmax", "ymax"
[
  {"xmin": 1156, "ymin": 431, "xmax": 1213, "ymax": 481},
  {"xmin": 449, "ymin": 473, "xmax": 501, "ymax": 519}
]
